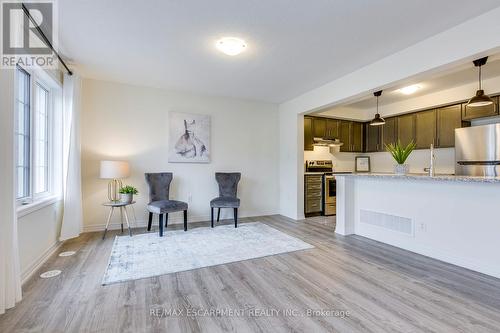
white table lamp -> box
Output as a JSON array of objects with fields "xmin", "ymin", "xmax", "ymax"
[{"xmin": 100, "ymin": 160, "xmax": 130, "ymax": 201}]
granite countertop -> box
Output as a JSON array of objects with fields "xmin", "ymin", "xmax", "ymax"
[{"xmin": 335, "ymin": 172, "xmax": 500, "ymax": 183}]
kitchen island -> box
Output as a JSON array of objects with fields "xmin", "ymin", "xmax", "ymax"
[{"xmin": 335, "ymin": 173, "xmax": 500, "ymax": 278}]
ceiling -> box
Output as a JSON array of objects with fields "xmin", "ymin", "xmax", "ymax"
[
  {"xmin": 333, "ymin": 56, "xmax": 500, "ymax": 111},
  {"xmin": 58, "ymin": 0, "xmax": 500, "ymax": 103}
]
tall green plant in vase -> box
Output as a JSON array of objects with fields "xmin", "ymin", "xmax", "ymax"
[{"xmin": 385, "ymin": 141, "xmax": 416, "ymax": 175}]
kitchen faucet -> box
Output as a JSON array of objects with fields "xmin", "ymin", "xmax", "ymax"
[{"xmin": 427, "ymin": 144, "xmax": 435, "ymax": 176}]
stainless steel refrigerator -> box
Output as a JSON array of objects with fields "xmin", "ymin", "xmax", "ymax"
[{"xmin": 455, "ymin": 124, "xmax": 500, "ymax": 176}]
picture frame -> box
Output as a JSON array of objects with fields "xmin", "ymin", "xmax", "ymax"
[
  {"xmin": 168, "ymin": 112, "xmax": 211, "ymax": 163},
  {"xmin": 355, "ymin": 156, "xmax": 371, "ymax": 173}
]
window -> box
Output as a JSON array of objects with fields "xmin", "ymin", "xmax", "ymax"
[
  {"xmin": 15, "ymin": 66, "xmax": 56, "ymax": 205},
  {"xmin": 34, "ymin": 83, "xmax": 50, "ymax": 194},
  {"xmin": 15, "ymin": 67, "xmax": 30, "ymax": 200}
]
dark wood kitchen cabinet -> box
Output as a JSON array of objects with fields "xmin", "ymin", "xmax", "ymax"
[
  {"xmin": 312, "ymin": 117, "xmax": 327, "ymax": 138},
  {"xmin": 397, "ymin": 113, "xmax": 416, "ymax": 147},
  {"xmin": 462, "ymin": 96, "xmax": 498, "ymax": 120},
  {"xmin": 381, "ymin": 117, "xmax": 397, "ymax": 150},
  {"xmin": 304, "ymin": 116, "xmax": 314, "ymax": 151},
  {"xmin": 304, "ymin": 97, "xmax": 478, "ymax": 153},
  {"xmin": 436, "ymin": 104, "xmax": 465, "ymax": 148},
  {"xmin": 339, "ymin": 121, "xmax": 363, "ymax": 152},
  {"xmin": 351, "ymin": 122, "xmax": 363, "ymax": 152},
  {"xmin": 415, "ymin": 109, "xmax": 436, "ymax": 149},
  {"xmin": 326, "ymin": 119, "xmax": 340, "ymax": 138},
  {"xmin": 304, "ymin": 116, "xmax": 341, "ymax": 150},
  {"xmin": 339, "ymin": 121, "xmax": 352, "ymax": 152},
  {"xmin": 304, "ymin": 174, "xmax": 322, "ymax": 215},
  {"xmin": 365, "ymin": 124, "xmax": 381, "ymax": 152}
]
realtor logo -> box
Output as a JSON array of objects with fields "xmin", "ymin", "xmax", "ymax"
[{"xmin": 1, "ymin": 0, "xmax": 57, "ymax": 69}]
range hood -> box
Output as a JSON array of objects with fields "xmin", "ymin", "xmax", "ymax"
[{"xmin": 312, "ymin": 137, "xmax": 344, "ymax": 147}]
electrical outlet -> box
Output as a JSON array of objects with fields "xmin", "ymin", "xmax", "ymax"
[{"xmin": 419, "ymin": 222, "xmax": 426, "ymax": 231}]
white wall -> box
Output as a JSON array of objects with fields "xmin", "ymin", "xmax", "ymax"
[
  {"xmin": 367, "ymin": 148, "xmax": 455, "ymax": 174},
  {"xmin": 81, "ymin": 79, "xmax": 280, "ymax": 230},
  {"xmin": 279, "ymin": 111, "xmax": 304, "ymax": 220},
  {"xmin": 304, "ymin": 147, "xmax": 455, "ymax": 175},
  {"xmin": 336, "ymin": 176, "xmax": 500, "ymax": 278},
  {"xmin": 304, "ymin": 147, "xmax": 356, "ymax": 172},
  {"xmin": 279, "ymin": 7, "xmax": 500, "ymax": 219},
  {"xmin": 17, "ymin": 202, "xmax": 63, "ymax": 282}
]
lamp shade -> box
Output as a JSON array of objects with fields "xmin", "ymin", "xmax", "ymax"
[
  {"xmin": 467, "ymin": 89, "xmax": 494, "ymax": 107},
  {"xmin": 370, "ymin": 114, "xmax": 385, "ymax": 126},
  {"xmin": 100, "ymin": 161, "xmax": 130, "ymax": 179}
]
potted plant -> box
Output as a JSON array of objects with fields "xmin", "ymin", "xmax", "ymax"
[
  {"xmin": 385, "ymin": 141, "xmax": 416, "ymax": 175},
  {"xmin": 119, "ymin": 185, "xmax": 138, "ymax": 203}
]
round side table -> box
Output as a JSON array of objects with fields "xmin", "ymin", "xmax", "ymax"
[{"xmin": 102, "ymin": 201, "xmax": 136, "ymax": 239}]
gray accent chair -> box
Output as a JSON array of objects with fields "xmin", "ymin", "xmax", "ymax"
[
  {"xmin": 145, "ymin": 172, "xmax": 188, "ymax": 236},
  {"xmin": 210, "ymin": 172, "xmax": 241, "ymax": 228}
]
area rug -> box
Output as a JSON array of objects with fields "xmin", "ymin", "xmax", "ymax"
[{"xmin": 102, "ymin": 222, "xmax": 313, "ymax": 285}]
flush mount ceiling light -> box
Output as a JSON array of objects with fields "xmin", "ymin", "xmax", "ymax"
[
  {"xmin": 59, "ymin": 251, "xmax": 76, "ymax": 257},
  {"xmin": 370, "ymin": 90, "xmax": 385, "ymax": 126},
  {"xmin": 398, "ymin": 84, "xmax": 421, "ymax": 95},
  {"xmin": 40, "ymin": 270, "xmax": 62, "ymax": 278},
  {"xmin": 215, "ymin": 37, "xmax": 247, "ymax": 56},
  {"xmin": 467, "ymin": 57, "xmax": 494, "ymax": 107}
]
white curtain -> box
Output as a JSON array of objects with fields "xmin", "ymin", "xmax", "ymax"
[
  {"xmin": 0, "ymin": 69, "xmax": 22, "ymax": 314},
  {"xmin": 60, "ymin": 74, "xmax": 83, "ymax": 241}
]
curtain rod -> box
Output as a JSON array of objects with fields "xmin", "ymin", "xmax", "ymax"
[{"xmin": 21, "ymin": 3, "xmax": 73, "ymax": 76}]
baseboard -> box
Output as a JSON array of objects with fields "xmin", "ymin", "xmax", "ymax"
[
  {"xmin": 21, "ymin": 240, "xmax": 63, "ymax": 285},
  {"xmin": 82, "ymin": 211, "xmax": 279, "ymax": 233}
]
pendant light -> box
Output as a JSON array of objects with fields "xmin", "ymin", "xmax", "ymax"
[
  {"xmin": 467, "ymin": 57, "xmax": 494, "ymax": 107},
  {"xmin": 370, "ymin": 90, "xmax": 385, "ymax": 126}
]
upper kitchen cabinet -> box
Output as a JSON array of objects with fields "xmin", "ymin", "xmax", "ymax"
[
  {"xmin": 381, "ymin": 117, "xmax": 397, "ymax": 150},
  {"xmin": 397, "ymin": 113, "xmax": 416, "ymax": 146},
  {"xmin": 326, "ymin": 119, "xmax": 340, "ymax": 138},
  {"xmin": 312, "ymin": 117, "xmax": 327, "ymax": 138},
  {"xmin": 304, "ymin": 116, "xmax": 314, "ymax": 151},
  {"xmin": 304, "ymin": 116, "xmax": 363, "ymax": 152},
  {"xmin": 340, "ymin": 121, "xmax": 363, "ymax": 152},
  {"xmin": 462, "ymin": 96, "xmax": 499, "ymax": 120},
  {"xmin": 415, "ymin": 109, "xmax": 436, "ymax": 149},
  {"xmin": 436, "ymin": 104, "xmax": 466, "ymax": 148},
  {"xmin": 365, "ymin": 123, "xmax": 381, "ymax": 152},
  {"xmin": 351, "ymin": 122, "xmax": 364, "ymax": 152},
  {"xmin": 339, "ymin": 120, "xmax": 351, "ymax": 152}
]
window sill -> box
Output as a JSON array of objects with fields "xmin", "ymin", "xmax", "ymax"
[{"xmin": 17, "ymin": 195, "xmax": 62, "ymax": 218}]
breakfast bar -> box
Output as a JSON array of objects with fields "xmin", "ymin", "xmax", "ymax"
[{"xmin": 335, "ymin": 173, "xmax": 500, "ymax": 278}]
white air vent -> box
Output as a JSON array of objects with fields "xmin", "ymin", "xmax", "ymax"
[{"xmin": 360, "ymin": 209, "xmax": 413, "ymax": 235}]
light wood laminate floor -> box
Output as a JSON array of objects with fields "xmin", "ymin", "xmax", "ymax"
[{"xmin": 1, "ymin": 215, "xmax": 500, "ymax": 332}]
